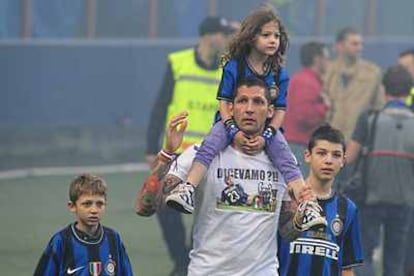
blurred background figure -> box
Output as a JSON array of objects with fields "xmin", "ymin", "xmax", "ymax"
[
  {"xmin": 145, "ymin": 15, "xmax": 237, "ymax": 276},
  {"xmin": 397, "ymin": 48, "xmax": 414, "ymax": 275},
  {"xmin": 324, "ymin": 27, "xmax": 385, "ymax": 142},
  {"xmin": 284, "ymin": 41, "xmax": 330, "ymax": 175},
  {"xmin": 398, "ymin": 49, "xmax": 414, "ymax": 111},
  {"xmin": 346, "ymin": 65, "xmax": 414, "ymax": 276}
]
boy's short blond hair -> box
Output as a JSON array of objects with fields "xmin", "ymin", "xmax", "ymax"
[{"xmin": 69, "ymin": 173, "xmax": 107, "ymax": 203}]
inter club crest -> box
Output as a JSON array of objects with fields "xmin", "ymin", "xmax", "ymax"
[
  {"xmin": 105, "ymin": 257, "xmax": 116, "ymax": 276},
  {"xmin": 331, "ymin": 216, "xmax": 344, "ymax": 236}
]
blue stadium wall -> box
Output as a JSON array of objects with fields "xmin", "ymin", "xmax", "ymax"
[{"xmin": 1, "ymin": 39, "xmax": 413, "ymax": 169}]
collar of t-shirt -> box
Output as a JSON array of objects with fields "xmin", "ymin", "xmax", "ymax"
[
  {"xmin": 72, "ymin": 222, "xmax": 103, "ymax": 243},
  {"xmin": 244, "ymin": 57, "xmax": 272, "ymax": 77},
  {"xmin": 194, "ymin": 45, "xmax": 220, "ymax": 70}
]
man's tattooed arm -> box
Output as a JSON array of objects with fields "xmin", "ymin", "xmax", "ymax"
[
  {"xmin": 278, "ymin": 200, "xmax": 301, "ymax": 241},
  {"xmin": 135, "ymin": 154, "xmax": 181, "ymax": 216}
]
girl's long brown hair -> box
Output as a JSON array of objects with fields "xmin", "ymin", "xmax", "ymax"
[{"xmin": 222, "ymin": 8, "xmax": 289, "ymax": 72}]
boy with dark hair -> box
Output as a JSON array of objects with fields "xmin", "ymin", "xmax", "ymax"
[
  {"xmin": 279, "ymin": 125, "xmax": 363, "ymax": 275},
  {"xmin": 34, "ymin": 173, "xmax": 133, "ymax": 276}
]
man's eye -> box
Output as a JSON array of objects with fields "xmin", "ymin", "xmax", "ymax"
[{"xmin": 82, "ymin": 202, "xmax": 92, "ymax": 207}]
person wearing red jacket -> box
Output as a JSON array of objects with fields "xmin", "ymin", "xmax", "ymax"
[{"xmin": 284, "ymin": 42, "xmax": 330, "ymax": 175}]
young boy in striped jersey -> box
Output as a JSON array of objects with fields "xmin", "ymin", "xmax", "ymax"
[
  {"xmin": 278, "ymin": 125, "xmax": 363, "ymax": 276},
  {"xmin": 34, "ymin": 174, "xmax": 133, "ymax": 276}
]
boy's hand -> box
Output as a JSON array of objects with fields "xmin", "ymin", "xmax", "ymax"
[
  {"xmin": 288, "ymin": 182, "xmax": 317, "ymax": 203},
  {"xmin": 297, "ymin": 184, "xmax": 317, "ymax": 202},
  {"xmin": 293, "ymin": 201, "xmax": 327, "ymax": 231}
]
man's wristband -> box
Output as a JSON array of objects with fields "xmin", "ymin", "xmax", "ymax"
[{"xmin": 158, "ymin": 149, "xmax": 176, "ymax": 164}]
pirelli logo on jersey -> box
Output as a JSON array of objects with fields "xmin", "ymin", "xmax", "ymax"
[{"xmin": 290, "ymin": 238, "xmax": 340, "ymax": 260}]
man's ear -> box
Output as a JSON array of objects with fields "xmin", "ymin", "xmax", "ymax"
[
  {"xmin": 229, "ymin": 102, "xmax": 234, "ymax": 117},
  {"xmin": 267, "ymin": 104, "xmax": 274, "ymax": 119}
]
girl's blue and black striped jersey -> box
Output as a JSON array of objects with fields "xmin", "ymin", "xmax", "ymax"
[
  {"xmin": 34, "ymin": 223, "xmax": 133, "ymax": 276},
  {"xmin": 278, "ymin": 193, "xmax": 363, "ymax": 276},
  {"xmin": 217, "ymin": 58, "xmax": 289, "ymax": 109}
]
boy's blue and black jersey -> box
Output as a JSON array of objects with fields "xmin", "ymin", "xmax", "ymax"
[
  {"xmin": 278, "ymin": 193, "xmax": 363, "ymax": 276},
  {"xmin": 34, "ymin": 223, "xmax": 133, "ymax": 276},
  {"xmin": 217, "ymin": 58, "xmax": 289, "ymax": 109}
]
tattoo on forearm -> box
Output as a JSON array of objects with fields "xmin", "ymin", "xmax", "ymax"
[
  {"xmin": 152, "ymin": 158, "xmax": 171, "ymax": 180},
  {"xmin": 135, "ymin": 157, "xmax": 176, "ymax": 216},
  {"xmin": 279, "ymin": 202, "xmax": 295, "ymax": 225},
  {"xmin": 279, "ymin": 201, "xmax": 301, "ymax": 241}
]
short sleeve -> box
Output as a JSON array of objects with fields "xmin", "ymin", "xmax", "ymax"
[
  {"xmin": 273, "ymin": 68, "xmax": 289, "ymax": 109},
  {"xmin": 116, "ymin": 233, "xmax": 134, "ymax": 276},
  {"xmin": 34, "ymin": 234, "xmax": 63, "ymax": 275},
  {"xmin": 217, "ymin": 60, "xmax": 237, "ymax": 101},
  {"xmin": 342, "ymin": 207, "xmax": 364, "ymax": 268}
]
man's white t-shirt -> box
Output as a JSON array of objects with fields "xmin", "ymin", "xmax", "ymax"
[{"xmin": 169, "ymin": 145, "xmax": 289, "ymax": 276}]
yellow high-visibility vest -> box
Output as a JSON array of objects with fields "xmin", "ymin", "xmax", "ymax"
[
  {"xmin": 163, "ymin": 48, "xmax": 221, "ymax": 153},
  {"xmin": 406, "ymin": 87, "xmax": 414, "ymax": 110}
]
